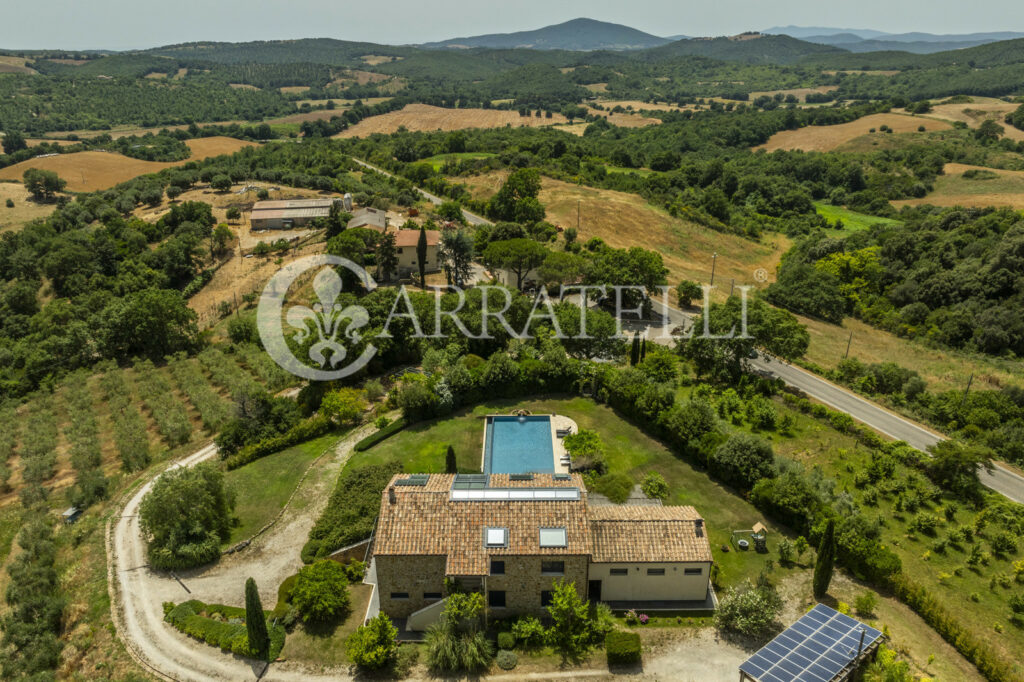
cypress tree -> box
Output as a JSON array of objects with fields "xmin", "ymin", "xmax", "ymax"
[
  {"xmin": 640, "ymin": 337, "xmax": 647, "ymax": 362},
  {"xmin": 812, "ymin": 520, "xmax": 836, "ymax": 599},
  {"xmin": 245, "ymin": 577, "xmax": 270, "ymax": 658},
  {"xmin": 630, "ymin": 336, "xmax": 640, "ymax": 366},
  {"xmin": 416, "ymin": 225, "xmax": 428, "ymax": 288},
  {"xmin": 445, "ymin": 445, "xmax": 457, "ymax": 474}
]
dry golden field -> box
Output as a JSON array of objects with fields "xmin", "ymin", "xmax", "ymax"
[
  {"xmin": 455, "ymin": 171, "xmax": 790, "ymax": 287},
  {"xmin": 0, "ymin": 137, "xmax": 256, "ymax": 192},
  {"xmin": 916, "ymin": 97, "xmax": 1024, "ymax": 142},
  {"xmin": 754, "ymin": 113, "xmax": 951, "ymax": 152},
  {"xmin": 0, "ymin": 55, "xmax": 37, "ymax": 74},
  {"xmin": 747, "ymin": 86, "xmax": 839, "ymax": 103},
  {"xmin": 0, "ymin": 182, "xmax": 59, "ymax": 232},
  {"xmin": 334, "ymin": 103, "xmax": 570, "ymax": 138},
  {"xmin": 891, "ymin": 162, "xmax": 1024, "ymax": 210}
]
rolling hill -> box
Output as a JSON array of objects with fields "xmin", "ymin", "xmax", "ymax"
[
  {"xmin": 638, "ymin": 33, "xmax": 845, "ymax": 65},
  {"xmin": 421, "ymin": 18, "xmax": 672, "ymax": 51}
]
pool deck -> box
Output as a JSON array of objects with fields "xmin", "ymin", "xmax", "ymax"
[{"xmin": 551, "ymin": 414, "xmax": 577, "ymax": 474}]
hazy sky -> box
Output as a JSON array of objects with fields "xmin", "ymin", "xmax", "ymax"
[{"xmin": 3, "ymin": 0, "xmax": 1023, "ymax": 50}]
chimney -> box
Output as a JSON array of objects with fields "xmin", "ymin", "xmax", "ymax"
[
  {"xmin": 388, "ymin": 486, "xmax": 396, "ymax": 505},
  {"xmin": 694, "ymin": 519, "xmax": 704, "ymax": 537}
]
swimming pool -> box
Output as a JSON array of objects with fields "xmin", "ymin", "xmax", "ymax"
[{"xmin": 484, "ymin": 415, "xmax": 554, "ymax": 475}]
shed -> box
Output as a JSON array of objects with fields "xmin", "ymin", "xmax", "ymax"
[{"xmin": 62, "ymin": 507, "xmax": 82, "ymax": 524}]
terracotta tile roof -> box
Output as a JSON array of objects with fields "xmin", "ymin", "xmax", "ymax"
[
  {"xmin": 373, "ymin": 475, "xmax": 714, "ymax": 574},
  {"xmin": 374, "ymin": 474, "xmax": 590, "ymax": 576},
  {"xmin": 588, "ymin": 505, "xmax": 712, "ymax": 564},
  {"xmin": 393, "ymin": 228, "xmax": 440, "ymax": 248}
]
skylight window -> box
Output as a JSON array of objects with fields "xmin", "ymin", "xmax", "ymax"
[
  {"xmin": 539, "ymin": 527, "xmax": 567, "ymax": 548},
  {"xmin": 485, "ymin": 527, "xmax": 508, "ymax": 548}
]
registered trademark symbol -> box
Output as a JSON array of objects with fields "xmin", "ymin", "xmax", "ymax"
[{"xmin": 753, "ymin": 268, "xmax": 769, "ymax": 283}]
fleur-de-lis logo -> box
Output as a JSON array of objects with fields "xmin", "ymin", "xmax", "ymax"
[
  {"xmin": 285, "ymin": 268, "xmax": 370, "ymax": 368},
  {"xmin": 258, "ymin": 255, "xmax": 378, "ymax": 381}
]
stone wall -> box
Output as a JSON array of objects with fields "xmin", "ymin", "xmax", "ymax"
[
  {"xmin": 375, "ymin": 554, "xmax": 446, "ymax": 619},
  {"xmin": 485, "ymin": 554, "xmax": 589, "ymax": 616}
]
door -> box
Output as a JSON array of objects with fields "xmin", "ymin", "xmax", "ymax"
[{"xmin": 588, "ymin": 580, "xmax": 602, "ymax": 602}]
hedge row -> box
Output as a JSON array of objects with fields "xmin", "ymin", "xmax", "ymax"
[
  {"xmin": 224, "ymin": 415, "xmax": 333, "ymax": 470},
  {"xmin": 891, "ymin": 574, "xmax": 1016, "ymax": 682},
  {"xmin": 301, "ymin": 461, "xmax": 403, "ymax": 563},
  {"xmin": 163, "ymin": 600, "xmax": 285, "ymax": 662},
  {"xmin": 353, "ymin": 418, "xmax": 407, "ymax": 452},
  {"xmin": 605, "ymin": 630, "xmax": 641, "ymax": 665}
]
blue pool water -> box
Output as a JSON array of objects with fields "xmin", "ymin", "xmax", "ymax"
[{"xmin": 485, "ymin": 416, "xmax": 554, "ymax": 474}]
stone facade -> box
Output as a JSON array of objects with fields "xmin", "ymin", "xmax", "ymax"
[
  {"xmin": 483, "ymin": 554, "xmax": 589, "ymax": 616},
  {"xmin": 375, "ymin": 554, "xmax": 446, "ymax": 619}
]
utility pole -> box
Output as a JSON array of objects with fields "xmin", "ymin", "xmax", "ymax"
[
  {"xmin": 961, "ymin": 373, "xmax": 974, "ymax": 407},
  {"xmin": 843, "ymin": 331, "xmax": 853, "ymax": 359},
  {"xmin": 729, "ymin": 278, "xmax": 735, "ymax": 297},
  {"xmin": 710, "ymin": 252, "xmax": 718, "ymax": 286}
]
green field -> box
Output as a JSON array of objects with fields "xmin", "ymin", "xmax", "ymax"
[
  {"xmin": 814, "ymin": 202, "xmax": 901, "ymax": 233},
  {"xmin": 421, "ymin": 152, "xmax": 496, "ymax": 170},
  {"xmin": 223, "ymin": 431, "xmax": 344, "ymax": 546},
  {"xmin": 605, "ymin": 165, "xmax": 655, "ymax": 176}
]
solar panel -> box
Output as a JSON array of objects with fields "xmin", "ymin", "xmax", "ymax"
[
  {"xmin": 394, "ymin": 474, "xmax": 429, "ymax": 486},
  {"xmin": 452, "ymin": 474, "xmax": 489, "ymax": 490},
  {"xmin": 739, "ymin": 604, "xmax": 883, "ymax": 682}
]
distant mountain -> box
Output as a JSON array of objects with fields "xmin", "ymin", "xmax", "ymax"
[
  {"xmin": 639, "ymin": 33, "xmax": 845, "ymax": 65},
  {"xmin": 780, "ymin": 28, "xmax": 1024, "ymax": 55},
  {"xmin": 422, "ymin": 18, "xmax": 672, "ymax": 51},
  {"xmin": 763, "ymin": 26, "xmax": 890, "ymax": 40}
]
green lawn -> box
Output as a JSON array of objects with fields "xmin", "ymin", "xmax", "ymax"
[
  {"xmin": 223, "ymin": 431, "xmax": 344, "ymax": 546},
  {"xmin": 605, "ymin": 165, "xmax": 654, "ymax": 176},
  {"xmin": 814, "ymin": 202, "xmax": 901, "ymax": 233},
  {"xmin": 421, "ymin": 152, "xmax": 496, "ymax": 170},
  {"xmin": 278, "ymin": 582, "xmax": 374, "ymax": 666}
]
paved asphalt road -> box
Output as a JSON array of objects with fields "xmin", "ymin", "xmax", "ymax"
[
  {"xmin": 644, "ymin": 299, "xmax": 1024, "ymax": 504},
  {"xmin": 352, "ymin": 158, "xmax": 492, "ymax": 225}
]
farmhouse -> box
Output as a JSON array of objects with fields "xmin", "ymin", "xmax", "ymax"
[
  {"xmin": 347, "ymin": 206, "xmax": 388, "ymax": 231},
  {"xmin": 370, "ymin": 473, "xmax": 713, "ymax": 630},
  {"xmin": 394, "ymin": 228, "xmax": 441, "ymax": 276},
  {"xmin": 249, "ymin": 198, "xmax": 340, "ymax": 230}
]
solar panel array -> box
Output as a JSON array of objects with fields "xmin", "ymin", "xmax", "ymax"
[{"xmin": 739, "ymin": 604, "xmax": 883, "ymax": 682}]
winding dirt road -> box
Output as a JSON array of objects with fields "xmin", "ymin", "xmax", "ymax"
[{"xmin": 107, "ymin": 426, "xmax": 378, "ymax": 681}]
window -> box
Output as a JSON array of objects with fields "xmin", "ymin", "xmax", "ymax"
[
  {"xmin": 490, "ymin": 560, "xmax": 505, "ymax": 575},
  {"xmin": 390, "ymin": 592, "xmax": 409, "ymax": 599},
  {"xmin": 485, "ymin": 527, "xmax": 508, "ymax": 548},
  {"xmin": 646, "ymin": 568, "xmax": 666, "ymax": 576},
  {"xmin": 609, "ymin": 568, "xmax": 628, "ymax": 576},
  {"xmin": 684, "ymin": 567, "xmax": 703, "ymax": 576},
  {"xmin": 541, "ymin": 561, "xmax": 565, "ymax": 575},
  {"xmin": 424, "ymin": 592, "xmax": 442, "ymax": 600},
  {"xmin": 541, "ymin": 590, "xmax": 553, "ymax": 607},
  {"xmin": 539, "ymin": 527, "xmax": 567, "ymax": 548},
  {"xmin": 488, "ymin": 590, "xmax": 506, "ymax": 608}
]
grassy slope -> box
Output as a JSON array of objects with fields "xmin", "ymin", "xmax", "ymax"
[
  {"xmin": 223, "ymin": 431, "xmax": 343, "ymax": 546},
  {"xmin": 353, "ymin": 394, "xmax": 983, "ymax": 679},
  {"xmin": 813, "ymin": 202, "xmax": 901, "ymax": 233}
]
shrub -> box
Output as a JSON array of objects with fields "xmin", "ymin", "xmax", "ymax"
[
  {"xmin": 546, "ymin": 579, "xmax": 595, "ymax": 659},
  {"xmin": 353, "ymin": 418, "xmax": 407, "ymax": 451},
  {"xmin": 5, "ymin": 198, "xmax": 13, "ymax": 208},
  {"xmin": 640, "ymin": 471, "xmax": 669, "ymax": 500},
  {"xmin": 854, "ymin": 591, "xmax": 878, "ymax": 617},
  {"xmin": 497, "ymin": 631, "xmax": 516, "ymax": 650},
  {"xmin": 496, "ymin": 649, "xmax": 518, "ymax": 670},
  {"xmin": 292, "ymin": 560, "xmax": 351, "ymax": 623},
  {"xmin": 590, "ymin": 472, "xmax": 634, "ymax": 503},
  {"xmin": 605, "ymin": 631, "xmax": 642, "ymax": 665},
  {"xmin": 712, "ymin": 433, "xmax": 775, "ymax": 490},
  {"xmin": 714, "ymin": 580, "xmax": 782, "ymax": 639},
  {"xmin": 511, "ymin": 615, "xmax": 546, "ymax": 649},
  {"xmin": 364, "ymin": 379, "xmax": 385, "ymax": 402},
  {"xmin": 346, "ymin": 613, "xmax": 399, "ymax": 671},
  {"xmin": 563, "ymin": 429, "xmax": 607, "ymax": 473}
]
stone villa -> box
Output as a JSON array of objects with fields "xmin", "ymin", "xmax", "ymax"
[{"xmin": 369, "ymin": 472, "xmax": 714, "ymax": 630}]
